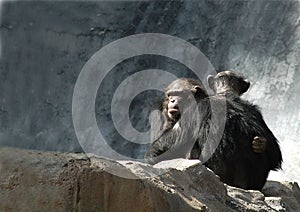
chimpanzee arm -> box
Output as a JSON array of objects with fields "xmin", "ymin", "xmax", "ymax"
[
  {"xmin": 238, "ymin": 101, "xmax": 282, "ymax": 170},
  {"xmin": 144, "ymin": 126, "xmax": 199, "ymax": 164},
  {"xmin": 144, "ymin": 128, "xmax": 176, "ymax": 164},
  {"xmin": 149, "ymin": 101, "xmax": 165, "ymax": 143},
  {"xmin": 145, "ymin": 100, "xmax": 203, "ymax": 164},
  {"xmin": 256, "ymin": 116, "xmax": 282, "ymax": 170}
]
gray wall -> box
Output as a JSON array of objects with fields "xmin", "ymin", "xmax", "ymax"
[{"xmin": 1, "ymin": 0, "xmax": 299, "ymax": 182}]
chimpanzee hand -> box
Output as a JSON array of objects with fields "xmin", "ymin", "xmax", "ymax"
[{"xmin": 252, "ymin": 136, "xmax": 267, "ymax": 153}]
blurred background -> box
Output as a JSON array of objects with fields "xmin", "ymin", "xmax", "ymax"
[{"xmin": 0, "ymin": 0, "xmax": 299, "ymax": 182}]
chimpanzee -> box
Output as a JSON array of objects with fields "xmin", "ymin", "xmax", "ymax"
[
  {"xmin": 146, "ymin": 79, "xmax": 208, "ymax": 164},
  {"xmin": 207, "ymin": 70, "xmax": 267, "ymax": 153},
  {"xmin": 145, "ymin": 77, "xmax": 282, "ymax": 190}
]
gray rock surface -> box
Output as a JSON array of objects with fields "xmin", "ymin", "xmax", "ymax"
[
  {"xmin": 1, "ymin": 147, "xmax": 299, "ymax": 211},
  {"xmin": 262, "ymin": 181, "xmax": 300, "ymax": 211},
  {"xmin": 0, "ymin": 1, "xmax": 299, "ymax": 182}
]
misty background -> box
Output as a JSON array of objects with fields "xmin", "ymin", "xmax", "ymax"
[{"xmin": 0, "ymin": 1, "xmax": 299, "ymax": 182}]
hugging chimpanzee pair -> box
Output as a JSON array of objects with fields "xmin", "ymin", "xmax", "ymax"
[{"xmin": 145, "ymin": 71, "xmax": 282, "ymax": 190}]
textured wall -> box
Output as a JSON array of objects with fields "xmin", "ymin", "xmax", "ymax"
[{"xmin": 0, "ymin": 1, "xmax": 299, "ymax": 182}]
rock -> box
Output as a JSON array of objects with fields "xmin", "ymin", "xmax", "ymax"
[
  {"xmin": 0, "ymin": 147, "xmax": 90, "ymax": 211},
  {"xmin": 262, "ymin": 181, "xmax": 300, "ymax": 211},
  {"xmin": 226, "ymin": 186, "xmax": 275, "ymax": 211},
  {"xmin": 1, "ymin": 147, "xmax": 299, "ymax": 211}
]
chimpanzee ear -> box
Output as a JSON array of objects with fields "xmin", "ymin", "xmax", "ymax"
[
  {"xmin": 191, "ymin": 85, "xmax": 202, "ymax": 93},
  {"xmin": 207, "ymin": 75, "xmax": 214, "ymax": 90},
  {"xmin": 240, "ymin": 79, "xmax": 250, "ymax": 94}
]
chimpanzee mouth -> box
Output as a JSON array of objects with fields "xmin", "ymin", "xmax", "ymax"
[{"xmin": 168, "ymin": 109, "xmax": 179, "ymax": 114}]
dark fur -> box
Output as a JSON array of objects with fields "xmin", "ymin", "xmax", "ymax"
[
  {"xmin": 145, "ymin": 78, "xmax": 282, "ymax": 190},
  {"xmin": 209, "ymin": 70, "xmax": 267, "ymax": 154}
]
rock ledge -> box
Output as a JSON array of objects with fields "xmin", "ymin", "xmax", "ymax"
[{"xmin": 0, "ymin": 147, "xmax": 299, "ymax": 211}]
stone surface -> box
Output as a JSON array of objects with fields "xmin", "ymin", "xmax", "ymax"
[
  {"xmin": 262, "ymin": 181, "xmax": 300, "ymax": 211},
  {"xmin": 1, "ymin": 147, "xmax": 299, "ymax": 211},
  {"xmin": 0, "ymin": 0, "xmax": 300, "ymax": 183}
]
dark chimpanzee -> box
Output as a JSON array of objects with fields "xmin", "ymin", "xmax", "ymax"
[
  {"xmin": 207, "ymin": 70, "xmax": 267, "ymax": 153},
  {"xmin": 145, "ymin": 77, "xmax": 282, "ymax": 190}
]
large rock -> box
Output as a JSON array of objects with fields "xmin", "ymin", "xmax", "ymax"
[{"xmin": 1, "ymin": 147, "xmax": 299, "ymax": 211}]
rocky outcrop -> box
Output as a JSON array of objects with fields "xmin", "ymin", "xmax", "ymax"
[{"xmin": 0, "ymin": 147, "xmax": 299, "ymax": 211}]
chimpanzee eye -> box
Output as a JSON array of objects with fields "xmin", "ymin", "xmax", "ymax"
[
  {"xmin": 167, "ymin": 90, "xmax": 189, "ymax": 97},
  {"xmin": 167, "ymin": 91, "xmax": 177, "ymax": 96}
]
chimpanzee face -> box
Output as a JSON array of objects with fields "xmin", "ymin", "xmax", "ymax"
[
  {"xmin": 166, "ymin": 90, "xmax": 188, "ymax": 121},
  {"xmin": 165, "ymin": 79, "xmax": 204, "ymax": 121}
]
